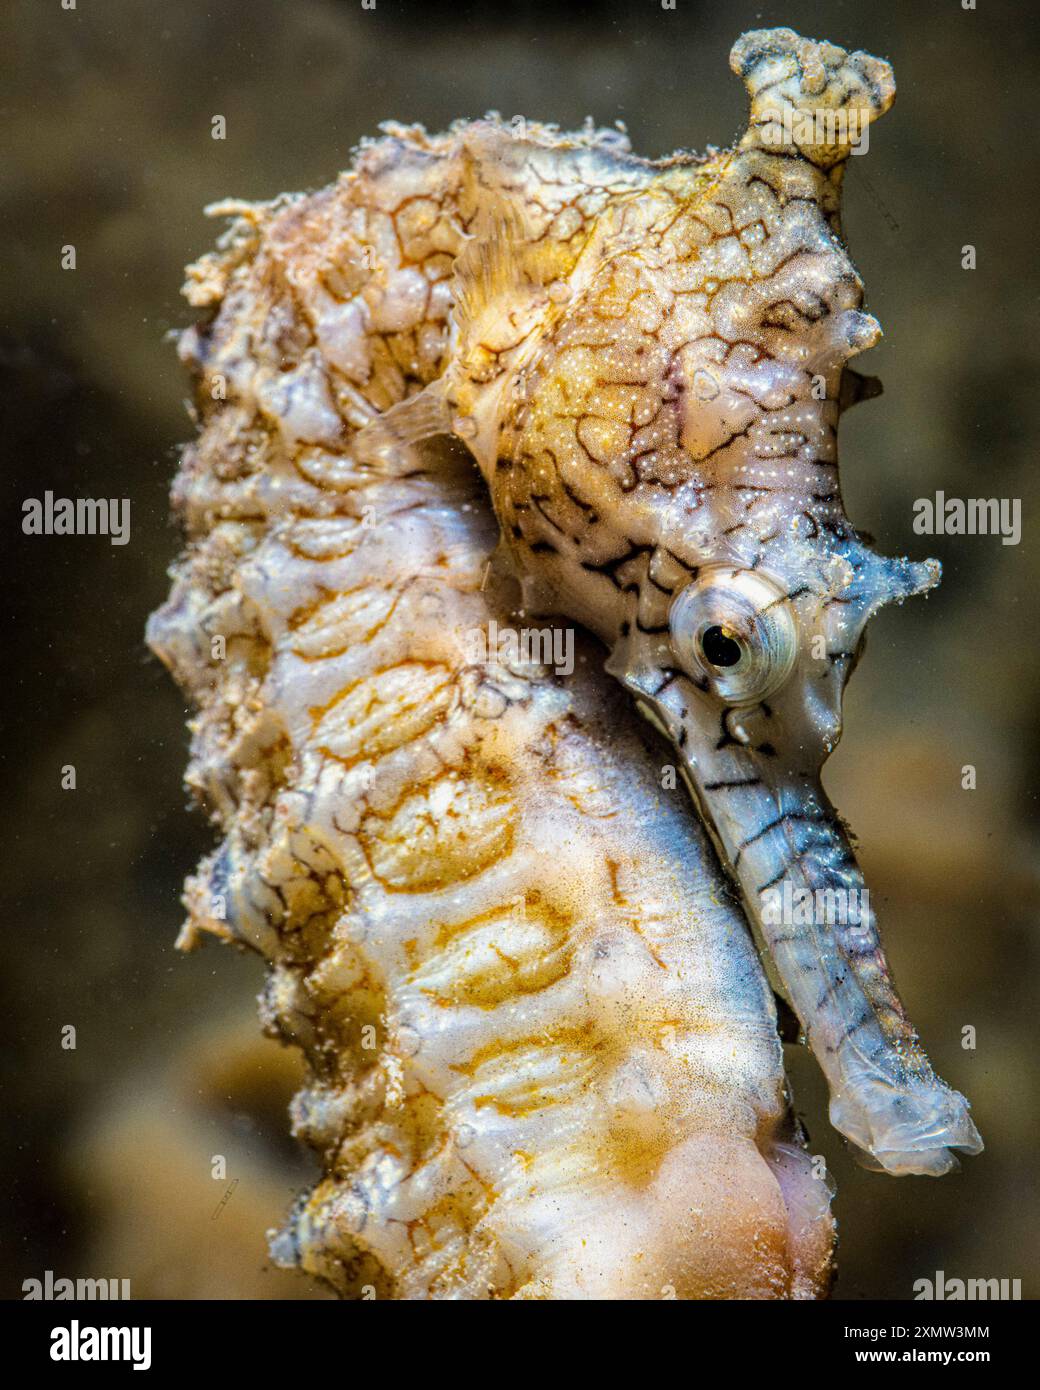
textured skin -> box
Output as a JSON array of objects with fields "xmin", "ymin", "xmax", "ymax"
[
  {"xmin": 150, "ymin": 25, "xmax": 979, "ymax": 1298},
  {"xmin": 396, "ymin": 27, "xmax": 981, "ymax": 1177},
  {"xmin": 147, "ymin": 102, "xmax": 833, "ymax": 1297}
]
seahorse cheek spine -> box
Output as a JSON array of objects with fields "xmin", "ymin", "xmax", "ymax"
[{"xmin": 148, "ymin": 139, "xmax": 833, "ymax": 1297}]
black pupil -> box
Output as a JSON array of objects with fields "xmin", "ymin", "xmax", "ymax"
[{"xmin": 701, "ymin": 625, "xmax": 742, "ymax": 668}]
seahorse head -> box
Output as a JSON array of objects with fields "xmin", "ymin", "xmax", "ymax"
[{"xmin": 368, "ymin": 28, "xmax": 981, "ymax": 1174}]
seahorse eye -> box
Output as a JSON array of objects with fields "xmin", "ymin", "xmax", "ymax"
[
  {"xmin": 700, "ymin": 624, "xmax": 743, "ymax": 669},
  {"xmin": 670, "ymin": 566, "xmax": 798, "ymax": 704}
]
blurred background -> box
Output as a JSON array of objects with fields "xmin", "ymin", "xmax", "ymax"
[{"xmin": 2, "ymin": 0, "xmax": 1037, "ymax": 1299}]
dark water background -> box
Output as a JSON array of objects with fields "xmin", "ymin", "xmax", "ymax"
[{"xmin": 2, "ymin": 0, "xmax": 1038, "ymax": 1299}]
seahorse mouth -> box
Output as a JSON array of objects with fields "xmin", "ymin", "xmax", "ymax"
[{"xmin": 678, "ymin": 743, "xmax": 984, "ymax": 1176}]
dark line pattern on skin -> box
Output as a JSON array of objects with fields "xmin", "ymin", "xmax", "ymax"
[{"xmin": 733, "ymin": 811, "xmax": 825, "ymax": 868}]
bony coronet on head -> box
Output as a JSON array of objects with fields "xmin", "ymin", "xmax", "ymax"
[{"xmin": 669, "ymin": 565, "xmax": 798, "ymax": 706}]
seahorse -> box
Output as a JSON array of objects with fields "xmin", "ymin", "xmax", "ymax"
[
  {"xmin": 372, "ymin": 26, "xmax": 983, "ymax": 1179},
  {"xmin": 148, "ymin": 25, "xmax": 978, "ymax": 1299}
]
